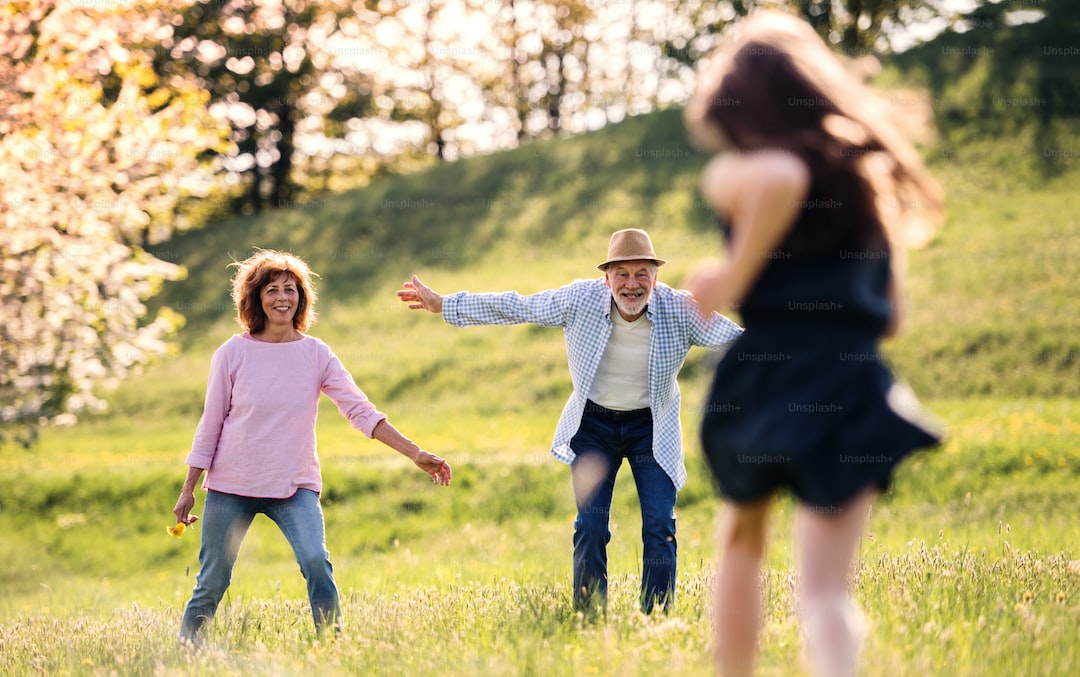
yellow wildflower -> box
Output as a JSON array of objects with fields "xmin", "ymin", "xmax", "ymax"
[{"xmin": 167, "ymin": 517, "xmax": 198, "ymax": 538}]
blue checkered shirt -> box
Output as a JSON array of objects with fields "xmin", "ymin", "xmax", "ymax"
[{"xmin": 442, "ymin": 278, "xmax": 743, "ymax": 489}]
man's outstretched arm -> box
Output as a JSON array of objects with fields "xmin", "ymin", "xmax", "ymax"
[{"xmin": 397, "ymin": 274, "xmax": 575, "ymax": 328}]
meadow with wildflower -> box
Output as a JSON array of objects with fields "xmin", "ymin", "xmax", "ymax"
[
  {"xmin": 0, "ymin": 400, "xmax": 1077, "ymax": 676},
  {"xmin": 2, "ymin": 100, "xmax": 1078, "ymax": 674}
]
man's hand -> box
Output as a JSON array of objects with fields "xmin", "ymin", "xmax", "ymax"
[{"xmin": 397, "ymin": 275, "xmax": 443, "ymax": 314}]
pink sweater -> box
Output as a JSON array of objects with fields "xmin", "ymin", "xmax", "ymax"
[{"xmin": 185, "ymin": 333, "xmax": 387, "ymax": 499}]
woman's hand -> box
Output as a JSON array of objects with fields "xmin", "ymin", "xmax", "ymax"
[
  {"xmin": 413, "ymin": 451, "xmax": 453, "ymax": 486},
  {"xmin": 173, "ymin": 467, "xmax": 206, "ymax": 525},
  {"xmin": 172, "ymin": 491, "xmax": 201, "ymax": 526},
  {"xmin": 371, "ymin": 420, "xmax": 451, "ymax": 485}
]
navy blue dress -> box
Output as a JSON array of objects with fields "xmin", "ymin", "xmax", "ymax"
[{"xmin": 700, "ymin": 228, "xmax": 941, "ymax": 509}]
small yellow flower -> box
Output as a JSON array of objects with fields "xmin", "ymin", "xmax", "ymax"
[{"xmin": 167, "ymin": 517, "xmax": 197, "ymax": 538}]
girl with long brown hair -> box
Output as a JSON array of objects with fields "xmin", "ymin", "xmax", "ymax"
[{"xmin": 684, "ymin": 11, "xmax": 944, "ymax": 677}]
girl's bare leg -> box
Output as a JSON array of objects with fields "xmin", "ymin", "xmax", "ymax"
[
  {"xmin": 713, "ymin": 496, "xmax": 772, "ymax": 677},
  {"xmin": 794, "ymin": 488, "xmax": 877, "ymax": 677}
]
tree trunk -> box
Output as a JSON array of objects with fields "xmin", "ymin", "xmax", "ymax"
[{"xmin": 272, "ymin": 97, "xmax": 295, "ymax": 206}]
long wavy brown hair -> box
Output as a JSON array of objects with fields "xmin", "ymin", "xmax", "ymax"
[
  {"xmin": 685, "ymin": 10, "xmax": 943, "ymax": 256},
  {"xmin": 229, "ymin": 249, "xmax": 319, "ymax": 334}
]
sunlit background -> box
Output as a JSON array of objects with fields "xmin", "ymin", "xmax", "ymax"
[
  {"xmin": 1, "ymin": 2, "xmax": 1078, "ymax": 675},
  {"xmin": 2, "ymin": 0, "xmax": 1069, "ymax": 437}
]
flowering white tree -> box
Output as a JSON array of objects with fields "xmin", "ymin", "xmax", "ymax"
[{"xmin": 0, "ymin": 2, "xmax": 223, "ymax": 444}]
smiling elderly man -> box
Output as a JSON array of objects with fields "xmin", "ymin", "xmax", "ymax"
[{"xmin": 397, "ymin": 228, "xmax": 742, "ymax": 613}]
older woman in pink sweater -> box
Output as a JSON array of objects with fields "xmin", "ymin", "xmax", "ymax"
[{"xmin": 172, "ymin": 249, "xmax": 451, "ymax": 646}]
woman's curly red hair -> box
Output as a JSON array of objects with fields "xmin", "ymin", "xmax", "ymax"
[{"xmin": 230, "ymin": 249, "xmax": 318, "ymax": 334}]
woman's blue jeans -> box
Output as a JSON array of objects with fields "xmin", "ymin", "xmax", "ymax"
[
  {"xmin": 178, "ymin": 488, "xmax": 341, "ymax": 643},
  {"xmin": 570, "ymin": 402, "xmax": 677, "ymax": 613}
]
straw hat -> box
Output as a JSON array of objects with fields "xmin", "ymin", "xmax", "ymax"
[{"xmin": 597, "ymin": 228, "xmax": 667, "ymax": 270}]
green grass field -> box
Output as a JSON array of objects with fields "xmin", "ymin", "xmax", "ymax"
[
  {"xmin": 3, "ymin": 47, "xmax": 1079, "ymax": 675},
  {"xmin": 1, "ymin": 399, "xmax": 1077, "ymax": 676}
]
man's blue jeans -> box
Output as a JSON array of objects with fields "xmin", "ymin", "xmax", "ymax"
[
  {"xmin": 178, "ymin": 488, "xmax": 341, "ymax": 643},
  {"xmin": 570, "ymin": 401, "xmax": 677, "ymax": 613}
]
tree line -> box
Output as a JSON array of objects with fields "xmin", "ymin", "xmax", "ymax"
[{"xmin": 1, "ymin": 0, "xmax": 1065, "ymax": 441}]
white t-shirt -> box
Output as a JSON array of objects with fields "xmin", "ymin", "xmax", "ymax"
[{"xmin": 588, "ymin": 305, "xmax": 651, "ymax": 410}]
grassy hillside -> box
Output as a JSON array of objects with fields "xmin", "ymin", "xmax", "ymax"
[
  {"xmin": 3, "ymin": 87, "xmax": 1063, "ymax": 470},
  {"xmin": 129, "ymin": 100, "xmax": 1077, "ymax": 416}
]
